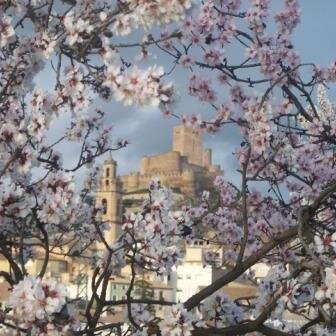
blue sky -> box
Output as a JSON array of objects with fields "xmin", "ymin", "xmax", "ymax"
[{"xmin": 36, "ymin": 1, "xmax": 336, "ymax": 186}]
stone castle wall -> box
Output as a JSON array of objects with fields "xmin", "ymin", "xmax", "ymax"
[
  {"xmin": 121, "ymin": 166, "xmax": 219, "ymax": 196},
  {"xmin": 121, "ymin": 169, "xmax": 196, "ymax": 195},
  {"xmin": 140, "ymin": 151, "xmax": 182, "ymax": 174}
]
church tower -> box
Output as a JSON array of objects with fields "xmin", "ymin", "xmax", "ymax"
[
  {"xmin": 172, "ymin": 125, "xmax": 204, "ymax": 166},
  {"xmin": 95, "ymin": 156, "xmax": 123, "ymax": 244}
]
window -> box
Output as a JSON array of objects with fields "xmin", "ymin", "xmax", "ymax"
[
  {"xmin": 167, "ymin": 274, "xmax": 171, "ymax": 281},
  {"xmin": 112, "ymin": 295, "xmax": 116, "ymax": 301},
  {"xmin": 113, "ymin": 284, "xmax": 117, "ymax": 289},
  {"xmin": 122, "ymin": 285, "xmax": 125, "ymax": 290},
  {"xmin": 159, "ymin": 290, "xmax": 164, "ymax": 300},
  {"xmin": 186, "ymin": 275, "xmax": 191, "ymax": 280},
  {"xmin": 102, "ymin": 199, "xmax": 107, "ymax": 214},
  {"xmin": 106, "ymin": 168, "xmax": 110, "ymax": 178},
  {"xmin": 59, "ymin": 261, "xmax": 67, "ymax": 273},
  {"xmin": 105, "ymin": 179, "xmax": 109, "ymax": 187}
]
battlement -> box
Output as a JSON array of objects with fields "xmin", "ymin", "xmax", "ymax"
[
  {"xmin": 123, "ymin": 167, "xmax": 202, "ymax": 180},
  {"xmin": 141, "ymin": 151, "xmax": 182, "ymax": 174}
]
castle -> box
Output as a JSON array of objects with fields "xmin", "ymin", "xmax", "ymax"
[
  {"xmin": 122, "ymin": 124, "xmax": 222, "ymax": 195},
  {"xmin": 95, "ymin": 124, "xmax": 223, "ymax": 241}
]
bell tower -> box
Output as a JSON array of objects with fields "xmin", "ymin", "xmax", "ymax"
[{"xmin": 95, "ymin": 156, "xmax": 123, "ymax": 244}]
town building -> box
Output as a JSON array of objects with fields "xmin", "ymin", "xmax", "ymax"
[{"xmin": 168, "ymin": 241, "xmax": 214, "ymax": 302}]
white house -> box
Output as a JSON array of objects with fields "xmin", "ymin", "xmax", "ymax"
[{"xmin": 168, "ymin": 241, "xmax": 213, "ymax": 302}]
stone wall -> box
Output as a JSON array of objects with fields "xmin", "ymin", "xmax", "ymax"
[
  {"xmin": 140, "ymin": 151, "xmax": 182, "ymax": 174},
  {"xmin": 121, "ymin": 169, "xmax": 197, "ymax": 195},
  {"xmin": 122, "ymin": 166, "xmax": 221, "ymax": 197}
]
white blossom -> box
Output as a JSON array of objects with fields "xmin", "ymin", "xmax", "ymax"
[
  {"xmin": 8, "ymin": 276, "xmax": 67, "ymax": 323},
  {"xmin": 158, "ymin": 304, "xmax": 196, "ymax": 336}
]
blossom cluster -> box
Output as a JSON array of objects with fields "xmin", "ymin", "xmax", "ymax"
[
  {"xmin": 113, "ymin": 0, "xmax": 192, "ymax": 35},
  {"xmin": 110, "ymin": 66, "xmax": 174, "ymax": 108},
  {"xmin": 200, "ymin": 293, "xmax": 243, "ymax": 327},
  {"xmin": 7, "ymin": 276, "xmax": 77, "ymax": 335},
  {"xmin": 117, "ymin": 181, "xmax": 192, "ymax": 274},
  {"xmin": 315, "ymin": 262, "xmax": 336, "ymax": 304},
  {"xmin": 158, "ymin": 304, "xmax": 196, "ymax": 336}
]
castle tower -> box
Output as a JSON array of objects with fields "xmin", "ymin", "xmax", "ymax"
[
  {"xmin": 95, "ymin": 156, "xmax": 123, "ymax": 244},
  {"xmin": 172, "ymin": 125, "xmax": 204, "ymax": 166}
]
